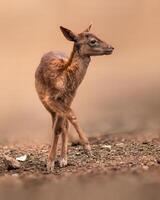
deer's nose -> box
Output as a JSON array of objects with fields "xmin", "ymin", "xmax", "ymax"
[{"xmin": 107, "ymin": 45, "xmax": 114, "ymax": 50}]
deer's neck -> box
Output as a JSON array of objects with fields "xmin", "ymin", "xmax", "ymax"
[{"xmin": 66, "ymin": 44, "xmax": 91, "ymax": 86}]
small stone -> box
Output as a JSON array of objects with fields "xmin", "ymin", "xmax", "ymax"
[
  {"xmin": 75, "ymin": 152, "xmax": 81, "ymax": 156},
  {"xmin": 101, "ymin": 145, "xmax": 112, "ymax": 150},
  {"xmin": 4, "ymin": 155, "xmax": 21, "ymax": 170},
  {"xmin": 142, "ymin": 141, "xmax": 149, "ymax": 145},
  {"xmin": 16, "ymin": 155, "xmax": 27, "ymax": 162},
  {"xmin": 40, "ymin": 157, "xmax": 46, "ymax": 162},
  {"xmin": 142, "ymin": 165, "xmax": 149, "ymax": 170},
  {"xmin": 116, "ymin": 143, "xmax": 124, "ymax": 148},
  {"xmin": 12, "ymin": 173, "xmax": 19, "ymax": 177}
]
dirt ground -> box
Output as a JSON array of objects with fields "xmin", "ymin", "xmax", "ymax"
[{"xmin": 1, "ymin": 132, "xmax": 160, "ymax": 200}]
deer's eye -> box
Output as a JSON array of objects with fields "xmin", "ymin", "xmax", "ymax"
[
  {"xmin": 90, "ymin": 39, "xmax": 97, "ymax": 44},
  {"xmin": 88, "ymin": 38, "xmax": 98, "ymax": 46}
]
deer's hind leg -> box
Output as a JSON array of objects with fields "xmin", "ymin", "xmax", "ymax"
[
  {"xmin": 67, "ymin": 111, "xmax": 92, "ymax": 156},
  {"xmin": 59, "ymin": 119, "xmax": 69, "ymax": 167},
  {"xmin": 47, "ymin": 115, "xmax": 65, "ymax": 171},
  {"xmin": 46, "ymin": 95, "xmax": 92, "ymax": 158}
]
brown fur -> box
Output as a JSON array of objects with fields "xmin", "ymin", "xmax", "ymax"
[{"xmin": 35, "ymin": 25, "xmax": 114, "ymax": 171}]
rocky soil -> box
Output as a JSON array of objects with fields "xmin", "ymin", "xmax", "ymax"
[
  {"xmin": 1, "ymin": 133, "xmax": 160, "ymax": 200},
  {"xmin": 0, "ymin": 133, "xmax": 160, "ymax": 178}
]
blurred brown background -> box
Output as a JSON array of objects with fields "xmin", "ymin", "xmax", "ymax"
[{"xmin": 0, "ymin": 0, "xmax": 160, "ymax": 143}]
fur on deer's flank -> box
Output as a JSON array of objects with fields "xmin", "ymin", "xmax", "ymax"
[{"xmin": 35, "ymin": 24, "xmax": 114, "ymax": 171}]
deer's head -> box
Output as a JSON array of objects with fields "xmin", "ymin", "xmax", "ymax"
[{"xmin": 60, "ymin": 24, "xmax": 114, "ymax": 57}]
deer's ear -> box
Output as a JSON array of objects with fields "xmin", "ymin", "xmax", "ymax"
[
  {"xmin": 60, "ymin": 26, "xmax": 78, "ymax": 42},
  {"xmin": 83, "ymin": 23, "xmax": 92, "ymax": 32}
]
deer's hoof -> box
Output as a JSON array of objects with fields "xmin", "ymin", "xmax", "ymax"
[
  {"xmin": 47, "ymin": 160, "xmax": 55, "ymax": 172},
  {"xmin": 84, "ymin": 144, "xmax": 92, "ymax": 157},
  {"xmin": 85, "ymin": 149, "xmax": 93, "ymax": 157},
  {"xmin": 58, "ymin": 158, "xmax": 68, "ymax": 168}
]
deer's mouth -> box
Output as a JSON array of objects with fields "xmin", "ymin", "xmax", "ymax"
[{"xmin": 104, "ymin": 48, "xmax": 114, "ymax": 55}]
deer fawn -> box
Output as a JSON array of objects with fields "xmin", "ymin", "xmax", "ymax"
[{"xmin": 35, "ymin": 24, "xmax": 114, "ymax": 171}]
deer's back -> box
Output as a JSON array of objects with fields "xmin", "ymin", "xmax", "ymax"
[
  {"xmin": 35, "ymin": 51, "xmax": 76, "ymax": 106},
  {"xmin": 35, "ymin": 51, "xmax": 68, "ymax": 88}
]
